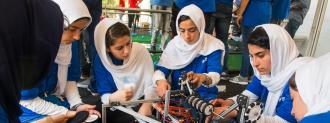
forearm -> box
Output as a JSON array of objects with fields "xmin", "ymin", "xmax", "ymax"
[
  {"xmin": 238, "ymin": 0, "xmax": 250, "ymax": 16},
  {"xmin": 257, "ymin": 115, "xmax": 289, "ymax": 123},
  {"xmin": 20, "ymin": 97, "xmax": 68, "ymax": 115},
  {"xmin": 64, "ymin": 81, "xmax": 83, "ymax": 108}
]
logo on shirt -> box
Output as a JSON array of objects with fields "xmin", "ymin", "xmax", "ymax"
[
  {"xmin": 202, "ymin": 57, "xmax": 208, "ymax": 63},
  {"xmin": 278, "ymin": 97, "xmax": 286, "ymax": 102}
]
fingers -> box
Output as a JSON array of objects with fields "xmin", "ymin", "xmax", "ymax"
[
  {"xmin": 211, "ymin": 99, "xmax": 225, "ymax": 106},
  {"xmin": 89, "ymin": 110, "xmax": 101, "ymax": 117},
  {"xmin": 125, "ymin": 89, "xmax": 134, "ymax": 100}
]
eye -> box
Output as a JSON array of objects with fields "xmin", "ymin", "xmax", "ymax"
[
  {"xmin": 116, "ymin": 46, "xmax": 123, "ymax": 50},
  {"xmin": 188, "ymin": 27, "xmax": 197, "ymax": 33}
]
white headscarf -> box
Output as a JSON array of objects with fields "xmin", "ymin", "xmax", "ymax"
[
  {"xmin": 251, "ymin": 24, "xmax": 313, "ymax": 116},
  {"xmin": 94, "ymin": 18, "xmax": 155, "ymax": 100},
  {"xmin": 295, "ymin": 52, "xmax": 330, "ymax": 117},
  {"xmin": 53, "ymin": 0, "xmax": 92, "ymax": 95},
  {"xmin": 158, "ymin": 4, "xmax": 224, "ymax": 69}
]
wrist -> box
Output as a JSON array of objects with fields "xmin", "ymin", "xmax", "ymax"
[{"xmin": 71, "ymin": 103, "xmax": 84, "ymax": 111}]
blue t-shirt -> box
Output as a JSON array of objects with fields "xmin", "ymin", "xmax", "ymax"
[
  {"xmin": 216, "ymin": 0, "xmax": 233, "ymax": 6},
  {"xmin": 175, "ymin": 0, "xmax": 216, "ymax": 13},
  {"xmin": 242, "ymin": 0, "xmax": 272, "ymax": 27},
  {"xmin": 246, "ymin": 76, "xmax": 297, "ymax": 123},
  {"xmin": 300, "ymin": 111, "xmax": 330, "ymax": 123},
  {"xmin": 271, "ymin": 0, "xmax": 290, "ymax": 21},
  {"xmin": 94, "ymin": 53, "xmax": 124, "ymax": 95},
  {"xmin": 156, "ymin": 50, "xmax": 222, "ymax": 102},
  {"xmin": 151, "ymin": 0, "xmax": 173, "ymax": 7}
]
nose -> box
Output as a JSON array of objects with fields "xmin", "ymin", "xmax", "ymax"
[
  {"xmin": 183, "ymin": 31, "xmax": 190, "ymax": 40},
  {"xmin": 252, "ymin": 57, "xmax": 259, "ymax": 68},
  {"xmin": 123, "ymin": 46, "xmax": 130, "ymax": 56}
]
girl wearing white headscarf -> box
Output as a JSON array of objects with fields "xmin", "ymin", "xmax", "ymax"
[
  {"xmin": 153, "ymin": 4, "xmax": 225, "ymax": 102},
  {"xmin": 290, "ymin": 52, "xmax": 330, "ymax": 123},
  {"xmin": 19, "ymin": 0, "xmax": 100, "ymax": 122},
  {"xmin": 209, "ymin": 24, "xmax": 313, "ymax": 123},
  {"xmin": 93, "ymin": 18, "xmax": 156, "ymax": 122}
]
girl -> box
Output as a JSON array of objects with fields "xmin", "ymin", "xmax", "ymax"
[
  {"xmin": 94, "ymin": 18, "xmax": 156, "ymax": 122},
  {"xmin": 154, "ymin": 4, "xmax": 225, "ymax": 102},
  {"xmin": 290, "ymin": 52, "xmax": 330, "ymax": 122},
  {"xmin": 210, "ymin": 24, "xmax": 313, "ymax": 123},
  {"xmin": 19, "ymin": 0, "xmax": 100, "ymax": 122}
]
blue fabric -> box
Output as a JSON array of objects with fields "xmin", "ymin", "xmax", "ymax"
[
  {"xmin": 82, "ymin": 0, "xmax": 102, "ymax": 93},
  {"xmin": 242, "ymin": 0, "xmax": 271, "ymax": 27},
  {"xmin": 156, "ymin": 50, "xmax": 223, "ymax": 102},
  {"xmin": 215, "ymin": 0, "xmax": 233, "ymax": 5},
  {"xmin": 94, "ymin": 53, "xmax": 125, "ymax": 95},
  {"xmin": 175, "ymin": 0, "xmax": 216, "ymax": 12},
  {"xmin": 0, "ymin": 105, "xmax": 9, "ymax": 123},
  {"xmin": 271, "ymin": 0, "xmax": 290, "ymax": 21},
  {"xmin": 246, "ymin": 76, "xmax": 297, "ymax": 123},
  {"xmin": 21, "ymin": 41, "xmax": 81, "ymax": 100},
  {"xmin": 300, "ymin": 111, "xmax": 330, "ymax": 123},
  {"xmin": 19, "ymin": 95, "xmax": 70, "ymax": 123},
  {"xmin": 239, "ymin": 25, "xmax": 254, "ymax": 77},
  {"xmin": 151, "ymin": 0, "xmax": 173, "ymax": 7}
]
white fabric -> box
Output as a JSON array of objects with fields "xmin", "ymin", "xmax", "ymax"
[
  {"xmin": 152, "ymin": 70, "xmax": 166, "ymax": 86},
  {"xmin": 203, "ymin": 72, "xmax": 220, "ymax": 87},
  {"xmin": 257, "ymin": 115, "xmax": 288, "ymax": 123},
  {"xmin": 54, "ymin": 44, "xmax": 72, "ymax": 96},
  {"xmin": 53, "ymin": 0, "xmax": 92, "ymax": 28},
  {"xmin": 250, "ymin": 24, "xmax": 313, "ymax": 116},
  {"xmin": 19, "ymin": 97, "xmax": 68, "ymax": 116},
  {"xmin": 64, "ymin": 81, "xmax": 83, "ymax": 108},
  {"xmin": 158, "ymin": 4, "xmax": 225, "ymax": 69},
  {"xmin": 295, "ymin": 52, "xmax": 330, "ymax": 117},
  {"xmin": 94, "ymin": 18, "xmax": 155, "ymax": 101}
]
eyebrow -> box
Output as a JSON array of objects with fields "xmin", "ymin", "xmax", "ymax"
[
  {"xmin": 179, "ymin": 27, "xmax": 197, "ymax": 30},
  {"xmin": 254, "ymin": 51, "xmax": 264, "ymax": 56}
]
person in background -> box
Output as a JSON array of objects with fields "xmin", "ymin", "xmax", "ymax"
[
  {"xmin": 128, "ymin": 0, "xmax": 142, "ymax": 32},
  {"xmin": 212, "ymin": 0, "xmax": 234, "ymax": 80},
  {"xmin": 229, "ymin": 0, "xmax": 290, "ymax": 85},
  {"xmin": 150, "ymin": 0, "xmax": 173, "ymax": 51},
  {"xmin": 290, "ymin": 52, "xmax": 330, "ymax": 123},
  {"xmin": 285, "ymin": 0, "xmax": 311, "ymax": 38},
  {"xmin": 19, "ymin": 0, "xmax": 100, "ymax": 122},
  {"xmin": 154, "ymin": 4, "xmax": 225, "ymax": 102},
  {"xmin": 170, "ymin": 0, "xmax": 216, "ymax": 37}
]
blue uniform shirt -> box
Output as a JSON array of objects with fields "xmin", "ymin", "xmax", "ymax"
[
  {"xmin": 175, "ymin": 0, "xmax": 216, "ymax": 12},
  {"xmin": 94, "ymin": 53, "xmax": 123, "ymax": 96},
  {"xmin": 151, "ymin": 0, "xmax": 173, "ymax": 7},
  {"xmin": 156, "ymin": 50, "xmax": 222, "ymax": 102},
  {"xmin": 19, "ymin": 41, "xmax": 80, "ymax": 122},
  {"xmin": 271, "ymin": 0, "xmax": 290, "ymax": 21},
  {"xmin": 242, "ymin": 0, "xmax": 272, "ymax": 27},
  {"xmin": 300, "ymin": 111, "xmax": 330, "ymax": 123},
  {"xmin": 246, "ymin": 76, "xmax": 297, "ymax": 123}
]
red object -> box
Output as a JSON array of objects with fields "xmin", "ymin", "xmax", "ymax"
[
  {"xmin": 129, "ymin": 0, "xmax": 141, "ymax": 8},
  {"xmin": 119, "ymin": 0, "xmax": 125, "ymax": 7}
]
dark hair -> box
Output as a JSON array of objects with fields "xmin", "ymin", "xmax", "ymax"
[
  {"xmin": 105, "ymin": 22, "xmax": 130, "ymax": 47},
  {"xmin": 289, "ymin": 73, "xmax": 298, "ymax": 91},
  {"xmin": 247, "ymin": 27, "xmax": 270, "ymax": 50},
  {"xmin": 178, "ymin": 15, "xmax": 191, "ymax": 25}
]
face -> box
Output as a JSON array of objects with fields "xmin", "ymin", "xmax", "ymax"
[
  {"xmin": 179, "ymin": 19, "xmax": 200, "ymax": 45},
  {"xmin": 290, "ymin": 88, "xmax": 308, "ymax": 122},
  {"xmin": 61, "ymin": 18, "xmax": 90, "ymax": 44},
  {"xmin": 107, "ymin": 35, "xmax": 132, "ymax": 60},
  {"xmin": 248, "ymin": 44, "xmax": 272, "ymax": 75}
]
